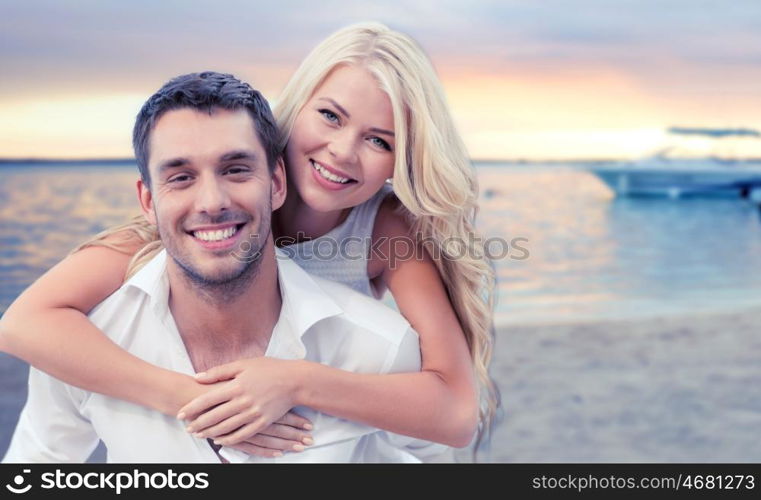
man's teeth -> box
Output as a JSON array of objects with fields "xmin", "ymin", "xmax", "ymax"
[
  {"xmin": 311, "ymin": 161, "xmax": 351, "ymax": 184},
  {"xmin": 193, "ymin": 226, "xmax": 238, "ymax": 242}
]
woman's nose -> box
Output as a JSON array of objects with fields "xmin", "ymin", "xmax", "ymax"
[{"xmin": 327, "ymin": 131, "xmax": 359, "ymax": 165}]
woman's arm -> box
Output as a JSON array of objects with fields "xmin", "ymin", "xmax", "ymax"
[
  {"xmin": 184, "ymin": 198, "xmax": 479, "ymax": 447},
  {"xmin": 0, "ymin": 242, "xmax": 202, "ymax": 416},
  {"xmin": 294, "ymin": 198, "xmax": 479, "ymax": 446}
]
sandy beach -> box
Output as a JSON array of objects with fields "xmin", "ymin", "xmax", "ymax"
[
  {"xmin": 482, "ymin": 305, "xmax": 761, "ymax": 463},
  {"xmin": 3, "ymin": 305, "xmax": 760, "ymax": 462}
]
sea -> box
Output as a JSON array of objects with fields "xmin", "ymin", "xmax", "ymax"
[
  {"xmin": 3, "ymin": 161, "xmax": 760, "ymax": 324},
  {"xmin": 2, "ymin": 160, "xmax": 761, "ymax": 459}
]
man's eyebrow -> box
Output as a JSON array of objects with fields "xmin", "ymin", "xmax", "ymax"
[
  {"xmin": 220, "ymin": 150, "xmax": 259, "ymax": 163},
  {"xmin": 156, "ymin": 150, "xmax": 258, "ymax": 174},
  {"xmin": 157, "ymin": 158, "xmax": 189, "ymax": 173}
]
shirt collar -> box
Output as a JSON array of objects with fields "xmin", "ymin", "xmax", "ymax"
[
  {"xmin": 123, "ymin": 249, "xmax": 171, "ymax": 317},
  {"xmin": 123, "ymin": 248, "xmax": 345, "ymax": 341},
  {"xmin": 273, "ymin": 247, "xmax": 344, "ymax": 337}
]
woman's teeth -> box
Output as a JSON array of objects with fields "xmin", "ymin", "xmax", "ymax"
[
  {"xmin": 311, "ymin": 161, "xmax": 351, "ymax": 184},
  {"xmin": 193, "ymin": 226, "xmax": 238, "ymax": 242}
]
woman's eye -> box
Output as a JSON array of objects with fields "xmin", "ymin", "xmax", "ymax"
[
  {"xmin": 370, "ymin": 136, "xmax": 392, "ymax": 151},
  {"xmin": 319, "ymin": 109, "xmax": 340, "ymax": 123}
]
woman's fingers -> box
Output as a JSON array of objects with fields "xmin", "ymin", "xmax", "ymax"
[
  {"xmin": 195, "ymin": 408, "xmax": 265, "ymax": 441},
  {"xmin": 177, "ymin": 383, "xmax": 237, "ymax": 421},
  {"xmin": 211, "ymin": 419, "xmax": 274, "ymax": 447},
  {"xmin": 257, "ymin": 423, "xmax": 313, "ymax": 445},
  {"xmin": 275, "ymin": 411, "xmax": 313, "ymax": 430},
  {"xmin": 194, "ymin": 361, "xmax": 243, "ymax": 384},
  {"xmin": 185, "ymin": 399, "xmax": 249, "ymax": 435},
  {"xmin": 215, "ymin": 421, "xmax": 314, "ymax": 455},
  {"xmin": 228, "ymin": 442, "xmax": 284, "ymax": 458},
  {"xmin": 242, "ymin": 432, "xmax": 310, "ymax": 453}
]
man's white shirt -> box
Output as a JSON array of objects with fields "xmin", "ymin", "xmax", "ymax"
[{"xmin": 4, "ymin": 249, "xmax": 449, "ymax": 463}]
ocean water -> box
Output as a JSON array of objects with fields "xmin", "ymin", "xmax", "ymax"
[
  {"xmin": 2, "ymin": 161, "xmax": 761, "ymax": 461},
  {"xmin": 478, "ymin": 163, "xmax": 761, "ymax": 324},
  {"xmin": 5, "ymin": 160, "xmax": 761, "ymax": 461},
  {"xmin": 2, "ymin": 162, "xmax": 761, "ymax": 324}
]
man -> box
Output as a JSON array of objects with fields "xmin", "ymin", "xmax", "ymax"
[{"xmin": 3, "ymin": 72, "xmax": 443, "ymax": 463}]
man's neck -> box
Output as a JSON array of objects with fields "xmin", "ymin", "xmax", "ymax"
[{"xmin": 166, "ymin": 244, "xmax": 281, "ymax": 373}]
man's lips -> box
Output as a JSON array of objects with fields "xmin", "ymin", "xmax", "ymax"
[{"xmin": 186, "ymin": 223, "xmax": 246, "ymax": 243}]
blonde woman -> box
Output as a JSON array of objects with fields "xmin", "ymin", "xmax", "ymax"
[{"xmin": 0, "ymin": 22, "xmax": 499, "ymax": 459}]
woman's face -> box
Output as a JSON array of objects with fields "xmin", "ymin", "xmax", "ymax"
[{"xmin": 284, "ymin": 64, "xmax": 396, "ymax": 213}]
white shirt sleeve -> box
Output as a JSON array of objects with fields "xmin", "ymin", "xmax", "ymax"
[
  {"xmin": 382, "ymin": 327, "xmax": 454, "ymax": 462},
  {"xmin": 3, "ymin": 367, "xmax": 99, "ymax": 463},
  {"xmin": 384, "ymin": 326, "xmax": 422, "ymax": 373}
]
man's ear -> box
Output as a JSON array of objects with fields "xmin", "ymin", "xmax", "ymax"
[
  {"xmin": 136, "ymin": 178, "xmax": 157, "ymax": 226},
  {"xmin": 271, "ymin": 156, "xmax": 287, "ymax": 211}
]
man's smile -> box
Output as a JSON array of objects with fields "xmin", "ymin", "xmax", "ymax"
[{"xmin": 185, "ymin": 222, "xmax": 248, "ymax": 250}]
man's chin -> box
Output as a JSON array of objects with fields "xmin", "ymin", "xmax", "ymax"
[
  {"xmin": 167, "ymin": 250, "xmax": 247, "ymax": 283},
  {"xmin": 184, "ymin": 263, "xmax": 253, "ymax": 286}
]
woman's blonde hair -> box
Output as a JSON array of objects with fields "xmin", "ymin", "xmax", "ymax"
[
  {"xmin": 275, "ymin": 22, "xmax": 499, "ymax": 453},
  {"xmin": 71, "ymin": 215, "xmax": 161, "ymax": 280},
  {"xmin": 80, "ymin": 21, "xmax": 500, "ymax": 456}
]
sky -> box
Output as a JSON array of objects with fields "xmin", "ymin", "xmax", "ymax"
[{"xmin": 1, "ymin": 0, "xmax": 760, "ymax": 160}]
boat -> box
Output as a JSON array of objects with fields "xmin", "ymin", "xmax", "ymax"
[{"xmin": 588, "ymin": 127, "xmax": 761, "ymax": 200}]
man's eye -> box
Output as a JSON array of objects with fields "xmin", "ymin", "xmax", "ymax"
[
  {"xmin": 319, "ymin": 109, "xmax": 340, "ymax": 123},
  {"xmin": 168, "ymin": 174, "xmax": 192, "ymax": 183},
  {"xmin": 225, "ymin": 166, "xmax": 250, "ymax": 175}
]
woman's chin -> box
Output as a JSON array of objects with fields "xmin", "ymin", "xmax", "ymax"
[{"xmin": 299, "ymin": 186, "xmax": 352, "ymax": 213}]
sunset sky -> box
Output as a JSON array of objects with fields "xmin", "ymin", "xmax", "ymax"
[{"xmin": 1, "ymin": 0, "xmax": 760, "ymax": 160}]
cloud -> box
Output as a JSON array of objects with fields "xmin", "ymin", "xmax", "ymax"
[
  {"xmin": 2, "ymin": 0, "xmax": 760, "ymax": 89},
  {"xmin": 2, "ymin": 0, "xmax": 760, "ymax": 159}
]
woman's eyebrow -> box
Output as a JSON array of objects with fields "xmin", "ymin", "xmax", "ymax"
[
  {"xmin": 369, "ymin": 127, "xmax": 394, "ymax": 138},
  {"xmin": 317, "ymin": 97, "xmax": 351, "ymax": 118},
  {"xmin": 317, "ymin": 97, "xmax": 394, "ymax": 137}
]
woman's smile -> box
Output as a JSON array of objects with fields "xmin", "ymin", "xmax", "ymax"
[{"xmin": 309, "ymin": 159, "xmax": 357, "ymax": 190}]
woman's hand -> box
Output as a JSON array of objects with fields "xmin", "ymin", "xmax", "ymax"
[
  {"xmin": 227, "ymin": 412, "xmax": 314, "ymax": 458},
  {"xmin": 177, "ymin": 358, "xmax": 308, "ymax": 446}
]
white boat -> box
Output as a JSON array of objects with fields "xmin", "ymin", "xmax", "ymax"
[{"xmin": 588, "ymin": 127, "xmax": 761, "ymax": 200}]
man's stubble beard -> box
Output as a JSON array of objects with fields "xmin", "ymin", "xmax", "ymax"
[{"xmin": 158, "ymin": 200, "xmax": 272, "ymax": 305}]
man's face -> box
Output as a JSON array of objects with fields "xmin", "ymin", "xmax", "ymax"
[{"xmin": 138, "ymin": 107, "xmax": 286, "ymax": 286}]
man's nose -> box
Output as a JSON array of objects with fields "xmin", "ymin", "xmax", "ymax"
[
  {"xmin": 328, "ymin": 131, "xmax": 359, "ymax": 165},
  {"xmin": 194, "ymin": 174, "xmax": 231, "ymax": 215}
]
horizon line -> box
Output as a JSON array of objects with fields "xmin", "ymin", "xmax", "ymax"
[{"xmin": 0, "ymin": 156, "xmax": 626, "ymax": 165}]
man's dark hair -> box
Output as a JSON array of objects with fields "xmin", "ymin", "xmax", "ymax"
[{"xmin": 133, "ymin": 71, "xmax": 280, "ymax": 188}]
